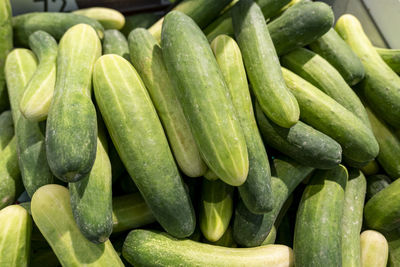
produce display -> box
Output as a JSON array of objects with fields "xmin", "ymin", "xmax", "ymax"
[{"xmin": 1, "ymin": 0, "xmax": 400, "ymax": 266}]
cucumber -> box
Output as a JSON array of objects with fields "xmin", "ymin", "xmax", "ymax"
[
  {"xmin": 204, "ymin": 169, "xmax": 219, "ymax": 181},
  {"xmin": 46, "ymin": 24, "xmax": 101, "ymax": 182},
  {"xmin": 0, "ymin": 110, "xmax": 13, "ymax": 150},
  {"xmin": 122, "ymin": 229, "xmax": 294, "ymax": 267},
  {"xmin": 19, "ymin": 31, "xmax": 57, "ymax": 122},
  {"xmin": 309, "ymin": 28, "xmax": 365, "ymax": 86},
  {"xmin": 375, "ymin": 47, "xmax": 400, "ymax": 74},
  {"xmin": 360, "ymin": 230, "xmax": 388, "ymax": 267},
  {"xmin": 205, "ymin": 226, "xmax": 237, "ymax": 248},
  {"xmin": 366, "ymin": 174, "xmax": 391, "ymax": 200},
  {"xmin": 200, "ymin": 178, "xmax": 233, "ymax": 242},
  {"xmin": 162, "ymin": 11, "xmax": 248, "ymax": 186},
  {"xmin": 232, "ymin": 0, "xmax": 299, "ymax": 128},
  {"xmin": 73, "ymin": 7, "xmax": 125, "ymax": 30},
  {"xmin": 0, "ymin": 205, "xmax": 31, "ymax": 267},
  {"xmin": 342, "ymin": 169, "xmax": 367, "ymax": 267},
  {"xmin": 269, "ymin": 1, "xmax": 334, "ymax": 56},
  {"xmin": 93, "ymin": 54, "xmax": 195, "ymax": 238},
  {"xmin": 0, "ymin": 0, "xmax": 12, "ymax": 112},
  {"xmin": 361, "ymin": 160, "xmax": 380, "ymax": 176},
  {"xmin": 387, "ymin": 229, "xmax": 400, "ymax": 267},
  {"xmin": 128, "ymin": 28, "xmax": 207, "ymax": 178},
  {"xmin": 211, "ymin": 34, "xmax": 272, "ymax": 213},
  {"xmin": 282, "ymin": 68, "xmax": 379, "ymax": 165},
  {"xmin": 103, "ymin": 30, "xmax": 130, "ymax": 61},
  {"xmin": 294, "ymin": 165, "xmax": 348, "ymax": 267},
  {"xmin": 256, "ymin": 101, "xmax": 342, "ymax": 169},
  {"xmin": 336, "ymin": 14, "xmax": 400, "ymax": 128},
  {"xmin": 109, "ymin": 142, "xmax": 125, "ymax": 182},
  {"xmin": 262, "ymin": 225, "xmax": 277, "ymax": 245},
  {"xmin": 31, "ymin": 185, "xmax": 124, "ymax": 266},
  {"xmin": 281, "ymin": 48, "xmax": 370, "ymax": 128},
  {"xmin": 233, "ymin": 156, "xmax": 314, "ymax": 247},
  {"xmin": 121, "ymin": 13, "xmax": 161, "ymax": 37}
]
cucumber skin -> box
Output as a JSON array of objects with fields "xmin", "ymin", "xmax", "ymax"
[
  {"xmin": 0, "ymin": 110, "xmax": 13, "ymax": 151},
  {"xmin": 103, "ymin": 30, "xmax": 130, "ymax": 61},
  {"xmin": 122, "ymin": 229, "xmax": 294, "ymax": 267},
  {"xmin": 0, "ymin": 0, "xmax": 12, "ymax": 113},
  {"xmin": 294, "ymin": 165, "xmax": 347, "ymax": 267},
  {"xmin": 93, "ymin": 54, "xmax": 195, "ymax": 238},
  {"xmin": 46, "ymin": 24, "xmax": 101, "ymax": 182},
  {"xmin": 162, "ymin": 11, "xmax": 249, "ymax": 186},
  {"xmin": 376, "ymin": 47, "xmax": 400, "ymax": 74},
  {"xmin": 73, "ymin": 7, "xmax": 125, "ymax": 30},
  {"xmin": 366, "ymin": 174, "xmax": 391, "ymax": 200},
  {"xmin": 386, "ymin": 229, "xmax": 400, "ymax": 267},
  {"xmin": 232, "ymin": 0, "xmax": 299, "ymax": 128},
  {"xmin": 361, "ymin": 230, "xmax": 389, "ymax": 267}
]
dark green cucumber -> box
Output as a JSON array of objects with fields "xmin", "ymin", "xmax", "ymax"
[
  {"xmin": 103, "ymin": 29, "xmax": 130, "ymax": 61},
  {"xmin": 46, "ymin": 24, "xmax": 101, "ymax": 182},
  {"xmin": 211, "ymin": 34, "xmax": 272, "ymax": 213},
  {"xmin": 386, "ymin": 229, "xmax": 400, "ymax": 267},
  {"xmin": 0, "ymin": 110, "xmax": 13, "ymax": 150},
  {"xmin": 361, "ymin": 160, "xmax": 380, "ymax": 176},
  {"xmin": 121, "ymin": 13, "xmax": 161, "ymax": 37},
  {"xmin": 294, "ymin": 165, "xmax": 347, "ymax": 267},
  {"xmin": 73, "ymin": 7, "xmax": 125, "ymax": 30},
  {"xmin": 342, "ymin": 169, "xmax": 366, "ymax": 267},
  {"xmin": 232, "ymin": 0, "xmax": 299, "ymax": 128},
  {"xmin": 122, "ymin": 229, "xmax": 294, "ymax": 267},
  {"xmin": 12, "ymin": 12, "xmax": 104, "ymax": 47},
  {"xmin": 233, "ymin": 156, "xmax": 314, "ymax": 247},
  {"xmin": 162, "ymin": 11, "xmax": 248, "ymax": 186},
  {"xmin": 366, "ymin": 174, "xmax": 391, "ymax": 200},
  {"xmin": 255, "ymin": 101, "xmax": 342, "ymax": 169},
  {"xmin": 93, "ymin": 54, "xmax": 195, "ymax": 238},
  {"xmin": 361, "ymin": 230, "xmax": 389, "ymax": 267},
  {"xmin": 0, "ymin": 0, "xmax": 12, "ymax": 112},
  {"xmin": 375, "ymin": 47, "xmax": 400, "ymax": 74},
  {"xmin": 282, "ymin": 68, "xmax": 379, "ymax": 165}
]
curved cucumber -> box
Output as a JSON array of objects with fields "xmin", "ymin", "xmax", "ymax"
[
  {"xmin": 0, "ymin": 110, "xmax": 13, "ymax": 151},
  {"xmin": 211, "ymin": 34, "xmax": 272, "ymax": 213},
  {"xmin": 375, "ymin": 47, "xmax": 400, "ymax": 74},
  {"xmin": 73, "ymin": 7, "xmax": 125, "ymax": 30},
  {"xmin": 361, "ymin": 230, "xmax": 388, "ymax": 267},
  {"xmin": 162, "ymin": 11, "xmax": 248, "ymax": 186},
  {"xmin": 122, "ymin": 229, "xmax": 294, "ymax": 267},
  {"xmin": 366, "ymin": 174, "xmax": 391, "ymax": 200},
  {"xmin": 46, "ymin": 24, "xmax": 101, "ymax": 182},
  {"xmin": 128, "ymin": 28, "xmax": 207, "ymax": 178},
  {"xmin": 20, "ymin": 31, "xmax": 57, "ymax": 122},
  {"xmin": 232, "ymin": 0, "xmax": 299, "ymax": 128},
  {"xmin": 103, "ymin": 30, "xmax": 130, "ymax": 61},
  {"xmin": 0, "ymin": 0, "xmax": 12, "ymax": 112},
  {"xmin": 31, "ymin": 185, "xmax": 124, "ymax": 266},
  {"xmin": 93, "ymin": 54, "xmax": 195, "ymax": 238}
]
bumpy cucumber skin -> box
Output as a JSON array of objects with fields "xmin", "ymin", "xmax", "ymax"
[
  {"xmin": 376, "ymin": 47, "xmax": 400, "ymax": 74},
  {"xmin": 232, "ymin": 0, "xmax": 299, "ymax": 128},
  {"xmin": 0, "ymin": 110, "xmax": 13, "ymax": 150},
  {"xmin": 31, "ymin": 185, "xmax": 124, "ymax": 266},
  {"xmin": 93, "ymin": 54, "xmax": 195, "ymax": 238},
  {"xmin": 256, "ymin": 101, "xmax": 342, "ymax": 169},
  {"xmin": 361, "ymin": 230, "xmax": 389, "ymax": 267},
  {"xmin": 122, "ymin": 229, "xmax": 294, "ymax": 267},
  {"xmin": 162, "ymin": 11, "xmax": 248, "ymax": 186},
  {"xmin": 294, "ymin": 165, "xmax": 348, "ymax": 267},
  {"xmin": 73, "ymin": 7, "xmax": 125, "ymax": 30},
  {"xmin": 0, "ymin": 0, "xmax": 12, "ymax": 113},
  {"xmin": 129, "ymin": 28, "xmax": 207, "ymax": 178},
  {"xmin": 103, "ymin": 30, "xmax": 130, "ymax": 61},
  {"xmin": 211, "ymin": 35, "xmax": 273, "ymax": 213},
  {"xmin": 366, "ymin": 174, "xmax": 391, "ymax": 200},
  {"xmin": 46, "ymin": 24, "xmax": 101, "ymax": 182}
]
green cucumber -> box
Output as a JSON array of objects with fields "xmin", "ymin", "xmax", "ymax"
[
  {"xmin": 336, "ymin": 14, "xmax": 400, "ymax": 128},
  {"xmin": 162, "ymin": 11, "xmax": 248, "ymax": 186},
  {"xmin": 211, "ymin": 34, "xmax": 272, "ymax": 213},
  {"xmin": 31, "ymin": 184, "xmax": 124, "ymax": 266},
  {"xmin": 128, "ymin": 28, "xmax": 207, "ymax": 178},
  {"xmin": 361, "ymin": 160, "xmax": 380, "ymax": 176},
  {"xmin": 93, "ymin": 54, "xmax": 195, "ymax": 238},
  {"xmin": 46, "ymin": 24, "xmax": 101, "ymax": 182},
  {"xmin": 232, "ymin": 0, "xmax": 299, "ymax": 128},
  {"xmin": 262, "ymin": 225, "xmax": 277, "ymax": 245},
  {"xmin": 309, "ymin": 28, "xmax": 365, "ymax": 86},
  {"xmin": 233, "ymin": 156, "xmax": 314, "ymax": 247},
  {"xmin": 366, "ymin": 174, "xmax": 391, "ymax": 200},
  {"xmin": 205, "ymin": 226, "xmax": 237, "ymax": 248},
  {"xmin": 19, "ymin": 31, "xmax": 57, "ymax": 122},
  {"xmin": 122, "ymin": 229, "xmax": 294, "ymax": 267},
  {"xmin": 375, "ymin": 47, "xmax": 400, "ymax": 74},
  {"xmin": 0, "ymin": 110, "xmax": 13, "ymax": 150},
  {"xmin": 204, "ymin": 169, "xmax": 218, "ymax": 181},
  {"xmin": 121, "ymin": 13, "xmax": 161, "ymax": 37},
  {"xmin": 342, "ymin": 169, "xmax": 367, "ymax": 267},
  {"xmin": 103, "ymin": 30, "xmax": 130, "ymax": 61},
  {"xmin": 386, "ymin": 229, "xmax": 400, "ymax": 267},
  {"xmin": 294, "ymin": 165, "xmax": 348, "ymax": 267},
  {"xmin": 256, "ymin": 102, "xmax": 342, "ymax": 169},
  {"xmin": 73, "ymin": 7, "xmax": 125, "ymax": 30},
  {"xmin": 0, "ymin": 205, "xmax": 32, "ymax": 267},
  {"xmin": 0, "ymin": 0, "xmax": 12, "ymax": 112},
  {"xmin": 281, "ymin": 48, "xmax": 370, "ymax": 128},
  {"xmin": 108, "ymin": 141, "xmax": 125, "ymax": 183},
  {"xmin": 282, "ymin": 68, "xmax": 379, "ymax": 165},
  {"xmin": 361, "ymin": 230, "xmax": 388, "ymax": 267}
]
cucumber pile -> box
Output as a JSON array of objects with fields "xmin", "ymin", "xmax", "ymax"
[{"xmin": 1, "ymin": 0, "xmax": 400, "ymax": 266}]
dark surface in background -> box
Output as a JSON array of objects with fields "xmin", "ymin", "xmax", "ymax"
[{"xmin": 76, "ymin": 0, "xmax": 170, "ymax": 13}]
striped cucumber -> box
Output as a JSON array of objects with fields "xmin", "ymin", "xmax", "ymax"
[
  {"xmin": 211, "ymin": 34, "xmax": 272, "ymax": 213},
  {"xmin": 361, "ymin": 230, "xmax": 388, "ymax": 267},
  {"xmin": 294, "ymin": 165, "xmax": 348, "ymax": 267},
  {"xmin": 20, "ymin": 31, "xmax": 57, "ymax": 122},
  {"xmin": 0, "ymin": 0, "xmax": 12, "ymax": 112},
  {"xmin": 232, "ymin": 0, "xmax": 299, "ymax": 128},
  {"xmin": 128, "ymin": 28, "xmax": 207, "ymax": 178},
  {"xmin": 162, "ymin": 11, "xmax": 248, "ymax": 186},
  {"xmin": 366, "ymin": 174, "xmax": 391, "ymax": 200},
  {"xmin": 93, "ymin": 54, "xmax": 195, "ymax": 238},
  {"xmin": 46, "ymin": 24, "xmax": 101, "ymax": 182},
  {"xmin": 336, "ymin": 14, "xmax": 400, "ymax": 128},
  {"xmin": 0, "ymin": 205, "xmax": 32, "ymax": 267},
  {"xmin": 73, "ymin": 7, "xmax": 125, "ymax": 30},
  {"xmin": 375, "ymin": 47, "xmax": 400, "ymax": 74},
  {"xmin": 103, "ymin": 30, "xmax": 130, "ymax": 61},
  {"xmin": 31, "ymin": 185, "xmax": 124, "ymax": 266},
  {"xmin": 122, "ymin": 229, "xmax": 294, "ymax": 267},
  {"xmin": 121, "ymin": 12, "xmax": 161, "ymax": 37},
  {"xmin": 0, "ymin": 110, "xmax": 13, "ymax": 150}
]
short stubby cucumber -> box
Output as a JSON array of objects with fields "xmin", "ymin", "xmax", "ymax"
[
  {"xmin": 211, "ymin": 34, "xmax": 273, "ymax": 213},
  {"xmin": 93, "ymin": 54, "xmax": 195, "ymax": 238},
  {"xmin": 73, "ymin": 7, "xmax": 125, "ymax": 30},
  {"xmin": 0, "ymin": 110, "xmax": 13, "ymax": 150},
  {"xmin": 128, "ymin": 28, "xmax": 207, "ymax": 178},
  {"xmin": 162, "ymin": 11, "xmax": 248, "ymax": 186},
  {"xmin": 375, "ymin": 47, "xmax": 400, "ymax": 74},
  {"xmin": 0, "ymin": 0, "xmax": 12, "ymax": 112},
  {"xmin": 361, "ymin": 230, "xmax": 388, "ymax": 267},
  {"xmin": 20, "ymin": 31, "xmax": 57, "ymax": 122},
  {"xmin": 366, "ymin": 174, "xmax": 391, "ymax": 200},
  {"xmin": 232, "ymin": 0, "xmax": 299, "ymax": 128},
  {"xmin": 103, "ymin": 30, "xmax": 130, "ymax": 61},
  {"xmin": 122, "ymin": 229, "xmax": 294, "ymax": 267},
  {"xmin": 46, "ymin": 24, "xmax": 101, "ymax": 182}
]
